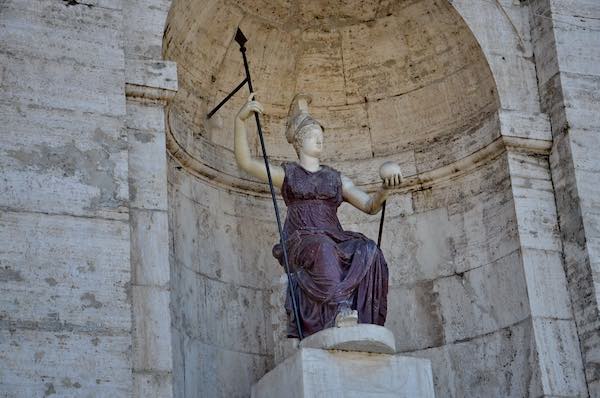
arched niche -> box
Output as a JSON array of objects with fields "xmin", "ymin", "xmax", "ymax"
[
  {"xmin": 163, "ymin": 0, "xmax": 501, "ymax": 195},
  {"xmin": 158, "ymin": 1, "xmax": 540, "ymax": 397}
]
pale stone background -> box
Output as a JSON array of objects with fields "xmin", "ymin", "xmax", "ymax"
[{"xmin": 0, "ymin": 0, "xmax": 599, "ymax": 397}]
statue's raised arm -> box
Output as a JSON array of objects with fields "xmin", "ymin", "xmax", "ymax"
[{"xmin": 234, "ymin": 93, "xmax": 285, "ymax": 188}]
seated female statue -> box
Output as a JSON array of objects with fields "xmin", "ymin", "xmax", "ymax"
[{"xmin": 234, "ymin": 93, "xmax": 401, "ymax": 338}]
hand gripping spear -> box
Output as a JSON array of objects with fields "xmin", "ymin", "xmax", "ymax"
[{"xmin": 207, "ymin": 28, "xmax": 304, "ymax": 340}]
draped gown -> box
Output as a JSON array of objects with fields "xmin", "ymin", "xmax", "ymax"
[{"xmin": 272, "ymin": 161, "xmax": 389, "ymax": 338}]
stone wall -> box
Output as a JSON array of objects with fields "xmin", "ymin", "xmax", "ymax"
[
  {"xmin": 529, "ymin": 1, "xmax": 600, "ymax": 394},
  {"xmin": 0, "ymin": 0, "xmax": 132, "ymax": 396},
  {"xmin": 168, "ymin": 158, "xmax": 282, "ymax": 397},
  {"xmin": 0, "ymin": 0, "xmax": 599, "ymax": 397}
]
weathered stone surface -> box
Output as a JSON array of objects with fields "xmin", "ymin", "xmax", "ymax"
[
  {"xmin": 124, "ymin": 0, "xmax": 172, "ymax": 60},
  {"xmin": 299, "ymin": 324, "xmax": 396, "ymax": 355},
  {"xmin": 532, "ymin": 317, "xmax": 588, "ymax": 396},
  {"xmin": 521, "ymin": 248, "xmax": 572, "ymax": 319},
  {"xmin": 434, "ymin": 250, "xmax": 530, "ymax": 344},
  {"xmin": 0, "ymin": 328, "xmax": 132, "ymax": 398},
  {"xmin": 172, "ymin": 330, "xmax": 272, "ymax": 398},
  {"xmin": 529, "ymin": 0, "xmax": 600, "ymax": 390},
  {"xmin": 3, "ymin": 0, "xmax": 599, "ymax": 397},
  {"xmin": 451, "ymin": 0, "xmax": 540, "ymax": 113},
  {"xmin": 294, "ymin": 30, "xmax": 346, "ymax": 107},
  {"xmin": 0, "ymin": 0, "xmax": 134, "ymax": 396},
  {"xmin": 168, "ymin": 162, "xmax": 280, "ymax": 290},
  {"xmin": 134, "ymin": 372, "xmax": 174, "ymax": 398},
  {"xmin": 0, "ymin": 211, "xmax": 130, "ymax": 331},
  {"xmin": 251, "ymin": 348, "xmax": 435, "ymax": 398},
  {"xmin": 164, "ymin": 0, "xmax": 501, "ymax": 194},
  {"xmin": 412, "ymin": 319, "xmax": 542, "ymax": 398},
  {"xmin": 130, "ymin": 209, "xmax": 170, "ymax": 287},
  {"xmin": 126, "ymin": 60, "xmax": 178, "ymax": 93},
  {"xmin": 132, "ymin": 286, "xmax": 173, "ymax": 371}
]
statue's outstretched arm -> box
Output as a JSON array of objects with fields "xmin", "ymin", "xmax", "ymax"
[
  {"xmin": 341, "ymin": 173, "xmax": 400, "ymax": 215},
  {"xmin": 234, "ymin": 93, "xmax": 285, "ymax": 189}
]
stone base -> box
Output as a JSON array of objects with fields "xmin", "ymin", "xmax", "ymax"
[
  {"xmin": 300, "ymin": 324, "xmax": 396, "ymax": 354},
  {"xmin": 251, "ymin": 348, "xmax": 435, "ymax": 398}
]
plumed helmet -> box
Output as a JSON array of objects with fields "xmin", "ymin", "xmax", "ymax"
[{"xmin": 285, "ymin": 94, "xmax": 322, "ymax": 143}]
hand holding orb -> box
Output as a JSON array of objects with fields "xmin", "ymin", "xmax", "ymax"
[{"xmin": 379, "ymin": 161, "xmax": 402, "ymax": 190}]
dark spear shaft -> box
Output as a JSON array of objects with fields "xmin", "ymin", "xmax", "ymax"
[
  {"xmin": 377, "ymin": 200, "xmax": 386, "ymax": 248},
  {"xmin": 237, "ymin": 34, "xmax": 304, "ymax": 340}
]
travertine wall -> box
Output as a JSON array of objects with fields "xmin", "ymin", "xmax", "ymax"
[
  {"xmin": 168, "ymin": 158, "xmax": 283, "ymax": 397},
  {"xmin": 528, "ymin": 1, "xmax": 600, "ymax": 394},
  {"xmin": 0, "ymin": 1, "xmax": 133, "ymax": 396},
  {"xmin": 0, "ymin": 0, "xmax": 176, "ymax": 396}
]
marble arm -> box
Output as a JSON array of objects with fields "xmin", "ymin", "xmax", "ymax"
[
  {"xmin": 341, "ymin": 174, "xmax": 399, "ymax": 215},
  {"xmin": 233, "ymin": 95, "xmax": 285, "ymax": 189}
]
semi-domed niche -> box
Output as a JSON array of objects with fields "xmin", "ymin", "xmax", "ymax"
[{"xmin": 164, "ymin": 0, "xmax": 500, "ymax": 194}]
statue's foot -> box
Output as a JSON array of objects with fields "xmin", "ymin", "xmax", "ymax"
[{"xmin": 335, "ymin": 308, "xmax": 358, "ymax": 328}]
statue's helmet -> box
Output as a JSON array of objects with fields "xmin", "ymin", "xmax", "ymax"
[{"xmin": 285, "ymin": 94, "xmax": 323, "ymax": 144}]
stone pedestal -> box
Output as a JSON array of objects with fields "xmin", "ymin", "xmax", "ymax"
[
  {"xmin": 251, "ymin": 348, "xmax": 435, "ymax": 398},
  {"xmin": 252, "ymin": 325, "xmax": 435, "ymax": 397},
  {"xmin": 300, "ymin": 324, "xmax": 396, "ymax": 354}
]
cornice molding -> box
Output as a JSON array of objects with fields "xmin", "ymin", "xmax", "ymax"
[{"xmin": 166, "ymin": 108, "xmax": 553, "ymax": 197}]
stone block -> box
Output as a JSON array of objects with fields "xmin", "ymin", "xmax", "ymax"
[
  {"xmin": 435, "ymin": 250, "xmax": 530, "ymax": 343},
  {"xmin": 124, "ymin": 0, "xmax": 171, "ymax": 59},
  {"xmin": 0, "ymin": 328, "xmax": 132, "ymax": 397},
  {"xmin": 299, "ymin": 324, "xmax": 396, "ymax": 355},
  {"xmin": 127, "ymin": 102, "xmax": 169, "ymax": 211},
  {"xmin": 251, "ymin": 348, "xmax": 435, "ymax": 398},
  {"xmin": 0, "ymin": 103, "xmax": 129, "ymax": 219},
  {"xmin": 169, "ymin": 176, "xmax": 279, "ymax": 290},
  {"xmin": 508, "ymin": 152, "xmax": 562, "ymax": 252},
  {"xmin": 380, "ymin": 206, "xmax": 458, "ymax": 285},
  {"xmin": 170, "ymin": 261, "xmax": 207, "ymax": 342},
  {"xmin": 0, "ymin": 210, "xmax": 130, "ymax": 330},
  {"xmin": 552, "ymin": 14, "xmax": 600, "ymax": 78},
  {"xmin": 451, "ymin": 0, "xmax": 531, "ymax": 56},
  {"xmin": 132, "ymin": 286, "xmax": 173, "ymax": 372},
  {"xmin": 562, "ymin": 72, "xmax": 600, "ymax": 132},
  {"xmin": 368, "ymin": 81, "xmax": 453, "ymax": 155},
  {"xmin": 486, "ymin": 53, "xmax": 540, "ymax": 112},
  {"xmin": 130, "ymin": 209, "xmax": 170, "ymax": 287},
  {"xmin": 386, "ymin": 283, "xmax": 444, "ymax": 353},
  {"xmin": 532, "ymin": 317, "xmax": 587, "ymax": 396},
  {"xmin": 125, "ymin": 59, "xmax": 178, "ymax": 91},
  {"xmin": 499, "ymin": 109, "xmax": 552, "ymax": 142},
  {"xmin": 310, "ymin": 104, "xmax": 372, "ymax": 161},
  {"xmin": 521, "ymin": 248, "xmax": 573, "ymax": 319},
  {"xmin": 413, "ymin": 319, "xmax": 542, "ymax": 398},
  {"xmin": 177, "ymin": 334, "xmax": 272, "ymax": 398},
  {"xmin": 133, "ymin": 372, "xmax": 173, "ymax": 398},
  {"xmin": 165, "ymin": 0, "xmax": 243, "ymax": 96},
  {"xmin": 0, "ymin": 0, "xmax": 125, "ymax": 116},
  {"xmin": 202, "ymin": 277, "xmax": 271, "ymax": 356},
  {"xmin": 294, "ymin": 30, "xmax": 346, "ymax": 106}
]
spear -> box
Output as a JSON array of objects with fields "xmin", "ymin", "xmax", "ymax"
[{"xmin": 207, "ymin": 28, "xmax": 304, "ymax": 340}]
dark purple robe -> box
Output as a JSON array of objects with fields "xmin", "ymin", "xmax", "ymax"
[{"xmin": 273, "ymin": 161, "xmax": 388, "ymax": 338}]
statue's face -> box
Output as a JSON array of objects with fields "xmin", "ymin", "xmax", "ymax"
[{"xmin": 300, "ymin": 125, "xmax": 323, "ymax": 157}]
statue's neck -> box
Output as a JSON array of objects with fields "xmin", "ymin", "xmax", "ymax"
[{"xmin": 298, "ymin": 153, "xmax": 321, "ymax": 172}]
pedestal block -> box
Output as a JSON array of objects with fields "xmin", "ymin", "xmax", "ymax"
[{"xmin": 251, "ymin": 348, "xmax": 435, "ymax": 397}]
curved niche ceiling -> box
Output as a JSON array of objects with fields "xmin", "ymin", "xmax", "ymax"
[{"xmin": 164, "ymin": 0, "xmax": 500, "ymax": 194}]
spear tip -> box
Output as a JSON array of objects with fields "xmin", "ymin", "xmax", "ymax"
[{"xmin": 235, "ymin": 28, "xmax": 247, "ymax": 48}]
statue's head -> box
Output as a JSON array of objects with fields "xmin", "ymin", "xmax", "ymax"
[{"xmin": 286, "ymin": 94, "xmax": 324, "ymax": 158}]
